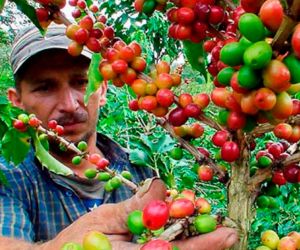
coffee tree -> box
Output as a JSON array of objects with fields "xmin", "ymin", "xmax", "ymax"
[{"xmin": 0, "ymin": 0, "xmax": 300, "ymax": 249}]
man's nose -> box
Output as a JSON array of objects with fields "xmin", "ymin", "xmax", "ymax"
[{"xmin": 58, "ymin": 88, "xmax": 80, "ymax": 113}]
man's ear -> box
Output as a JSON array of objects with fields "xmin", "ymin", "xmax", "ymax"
[
  {"xmin": 98, "ymin": 81, "xmax": 108, "ymax": 107},
  {"xmin": 7, "ymin": 88, "xmax": 24, "ymax": 109}
]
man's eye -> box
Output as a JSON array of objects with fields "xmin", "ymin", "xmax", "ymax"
[
  {"xmin": 74, "ymin": 79, "xmax": 88, "ymax": 89},
  {"xmin": 32, "ymin": 85, "xmax": 50, "ymax": 92}
]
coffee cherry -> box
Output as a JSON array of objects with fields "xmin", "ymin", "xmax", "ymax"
[
  {"xmin": 198, "ymin": 165, "xmax": 213, "ymax": 181},
  {"xmin": 88, "ymin": 153, "xmax": 101, "ymax": 164},
  {"xmin": 36, "ymin": 8, "xmax": 49, "ymax": 23},
  {"xmin": 89, "ymin": 4, "xmax": 99, "ymax": 12},
  {"xmin": 177, "ymin": 7, "xmax": 195, "ymax": 24},
  {"xmin": 89, "ymin": 28, "xmax": 103, "ymax": 39},
  {"xmin": 86, "ymin": 37, "xmax": 101, "ymax": 52},
  {"xmin": 272, "ymin": 170, "xmax": 287, "ymax": 185},
  {"xmin": 131, "ymin": 57, "xmax": 146, "ymax": 72},
  {"xmin": 142, "ymin": 200, "xmax": 169, "ymax": 230},
  {"xmin": 48, "ymin": 120, "xmax": 57, "ymax": 129},
  {"xmin": 221, "ymin": 141, "xmax": 240, "ymax": 162},
  {"xmin": 128, "ymin": 99, "xmax": 139, "ymax": 111},
  {"xmin": 129, "ymin": 41, "xmax": 142, "ymax": 57},
  {"xmin": 72, "ymin": 155, "xmax": 82, "ymax": 165},
  {"xmin": 77, "ymin": 141, "xmax": 88, "ymax": 151},
  {"xmin": 72, "ymin": 8, "xmax": 81, "ymax": 19},
  {"xmin": 168, "ymin": 107, "xmax": 188, "ymax": 126},
  {"xmin": 77, "ymin": 0, "xmax": 86, "ymax": 9},
  {"xmin": 112, "ymin": 59, "xmax": 128, "ymax": 74},
  {"xmin": 18, "ymin": 114, "xmax": 29, "ymax": 124},
  {"xmin": 96, "ymin": 158, "xmax": 109, "ymax": 170},
  {"xmin": 104, "ymin": 180, "xmax": 114, "ymax": 192},
  {"xmin": 103, "ymin": 26, "xmax": 115, "ymax": 39},
  {"xmin": 84, "ymin": 168, "xmax": 98, "ymax": 179},
  {"xmin": 156, "ymin": 89, "xmax": 174, "ymax": 108},
  {"xmin": 209, "ymin": 6, "xmax": 224, "ymax": 24},
  {"xmin": 55, "ymin": 125, "xmax": 64, "ymax": 135},
  {"xmin": 183, "ymin": 103, "xmax": 201, "ymax": 118},
  {"xmin": 140, "ymin": 96, "xmax": 158, "ymax": 111},
  {"xmin": 98, "ymin": 172, "xmax": 111, "ymax": 181},
  {"xmin": 13, "ymin": 120, "xmax": 26, "ymax": 131},
  {"xmin": 79, "ymin": 16, "xmax": 94, "ymax": 31},
  {"xmin": 212, "ymin": 130, "xmax": 229, "ymax": 147},
  {"xmin": 119, "ymin": 46, "xmax": 135, "ymax": 62},
  {"xmin": 68, "ymin": 41, "xmax": 83, "ymax": 56},
  {"xmin": 110, "ymin": 176, "xmax": 122, "ymax": 189},
  {"xmin": 121, "ymin": 170, "xmax": 132, "ymax": 180},
  {"xmin": 28, "ymin": 116, "xmax": 41, "ymax": 127},
  {"xmin": 74, "ymin": 28, "xmax": 89, "ymax": 44}
]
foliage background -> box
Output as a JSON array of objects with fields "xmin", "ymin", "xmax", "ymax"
[{"xmin": 0, "ymin": 0, "xmax": 299, "ymax": 249}]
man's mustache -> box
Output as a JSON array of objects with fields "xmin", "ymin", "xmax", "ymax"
[{"xmin": 54, "ymin": 112, "xmax": 88, "ymax": 125}]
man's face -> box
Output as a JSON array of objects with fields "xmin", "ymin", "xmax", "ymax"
[{"xmin": 9, "ymin": 50, "xmax": 106, "ymax": 144}]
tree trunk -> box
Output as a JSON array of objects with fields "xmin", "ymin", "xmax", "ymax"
[{"xmin": 227, "ymin": 140, "xmax": 254, "ymax": 250}]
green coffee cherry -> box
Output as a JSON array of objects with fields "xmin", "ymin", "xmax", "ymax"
[
  {"xmin": 110, "ymin": 176, "xmax": 122, "ymax": 189},
  {"xmin": 121, "ymin": 171, "xmax": 132, "ymax": 180},
  {"xmin": 18, "ymin": 114, "xmax": 29, "ymax": 124},
  {"xmin": 104, "ymin": 180, "xmax": 114, "ymax": 192},
  {"xmin": 72, "ymin": 156, "xmax": 82, "ymax": 165},
  {"xmin": 84, "ymin": 168, "xmax": 98, "ymax": 179},
  {"xmin": 98, "ymin": 172, "xmax": 112, "ymax": 181},
  {"xmin": 77, "ymin": 141, "xmax": 88, "ymax": 151}
]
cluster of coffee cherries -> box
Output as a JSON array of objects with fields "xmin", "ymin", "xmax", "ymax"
[
  {"xmin": 253, "ymin": 141, "xmax": 300, "ymax": 186},
  {"xmin": 210, "ymin": 8, "xmax": 300, "ymax": 132},
  {"xmin": 134, "ymin": 0, "xmax": 168, "ymax": 15},
  {"xmin": 168, "ymin": 92, "xmax": 210, "ymax": 126},
  {"xmin": 65, "ymin": 14, "xmax": 115, "ymax": 56},
  {"xmin": 99, "ymin": 40, "xmax": 147, "ymax": 87},
  {"xmin": 127, "ymin": 61, "xmax": 181, "ymax": 116},
  {"xmin": 256, "ymin": 230, "xmax": 300, "ymax": 250},
  {"xmin": 166, "ymin": 0, "xmax": 236, "ymax": 42},
  {"xmin": 173, "ymin": 123, "xmax": 204, "ymax": 139},
  {"xmin": 273, "ymin": 112, "xmax": 300, "ymax": 143},
  {"xmin": 34, "ymin": 0, "xmax": 67, "ymax": 28},
  {"xmin": 211, "ymin": 130, "xmax": 240, "ymax": 162},
  {"xmin": 127, "ymin": 189, "xmax": 217, "ymax": 249},
  {"xmin": 256, "ymin": 182, "xmax": 281, "ymax": 210},
  {"xmin": 13, "ymin": 114, "xmax": 41, "ymax": 132}
]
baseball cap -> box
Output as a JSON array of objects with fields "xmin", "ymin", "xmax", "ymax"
[{"xmin": 10, "ymin": 24, "xmax": 93, "ymax": 74}]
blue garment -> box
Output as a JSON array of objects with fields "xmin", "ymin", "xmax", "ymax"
[{"xmin": 0, "ymin": 133, "xmax": 153, "ymax": 242}]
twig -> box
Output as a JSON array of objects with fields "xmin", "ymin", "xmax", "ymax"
[
  {"xmin": 159, "ymin": 219, "xmax": 187, "ymax": 241},
  {"xmin": 248, "ymin": 140, "xmax": 300, "ymax": 192},
  {"xmin": 271, "ymin": 0, "xmax": 299, "ymax": 50},
  {"xmin": 157, "ymin": 118, "xmax": 226, "ymax": 178},
  {"xmin": 36, "ymin": 125, "xmax": 139, "ymax": 192}
]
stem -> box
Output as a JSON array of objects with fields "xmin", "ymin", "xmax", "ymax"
[{"xmin": 53, "ymin": 11, "xmax": 72, "ymax": 26}]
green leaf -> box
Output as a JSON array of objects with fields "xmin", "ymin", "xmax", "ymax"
[
  {"xmin": 32, "ymin": 132, "xmax": 73, "ymax": 176},
  {"xmin": 0, "ymin": 169, "xmax": 8, "ymax": 186},
  {"xmin": 152, "ymin": 134, "xmax": 174, "ymax": 153},
  {"xmin": 11, "ymin": 0, "xmax": 45, "ymax": 35},
  {"xmin": 2, "ymin": 128, "xmax": 30, "ymax": 165},
  {"xmin": 0, "ymin": 0, "xmax": 5, "ymax": 14},
  {"xmin": 183, "ymin": 40, "xmax": 206, "ymax": 79},
  {"xmin": 129, "ymin": 148, "xmax": 152, "ymax": 167},
  {"xmin": 0, "ymin": 96, "xmax": 8, "ymax": 105},
  {"xmin": 84, "ymin": 53, "xmax": 103, "ymax": 105}
]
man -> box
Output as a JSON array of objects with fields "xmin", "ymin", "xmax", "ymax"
[{"xmin": 0, "ymin": 24, "xmax": 238, "ymax": 249}]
